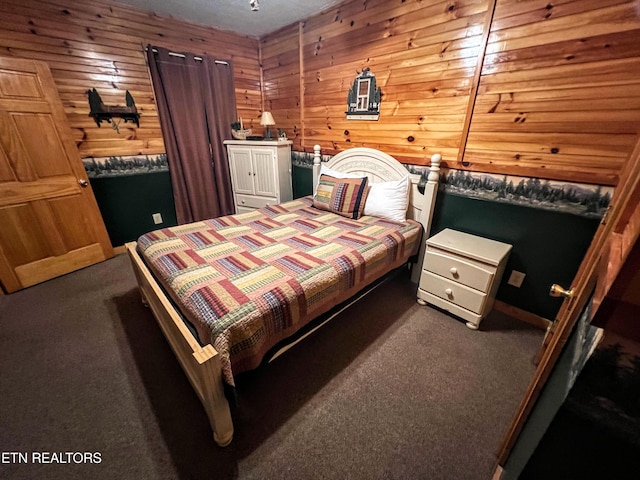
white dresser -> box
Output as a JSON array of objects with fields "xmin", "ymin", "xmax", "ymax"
[
  {"xmin": 417, "ymin": 228, "xmax": 512, "ymax": 330},
  {"xmin": 224, "ymin": 140, "xmax": 293, "ymax": 214}
]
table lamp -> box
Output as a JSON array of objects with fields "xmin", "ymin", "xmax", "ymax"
[{"xmin": 260, "ymin": 111, "xmax": 275, "ymax": 139}]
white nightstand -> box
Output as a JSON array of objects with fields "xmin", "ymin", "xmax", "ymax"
[{"xmin": 417, "ymin": 228, "xmax": 512, "ymax": 330}]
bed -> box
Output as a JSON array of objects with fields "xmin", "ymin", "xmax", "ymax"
[{"xmin": 125, "ymin": 145, "xmax": 441, "ymax": 446}]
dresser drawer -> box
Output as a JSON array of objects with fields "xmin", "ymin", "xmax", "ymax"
[
  {"xmin": 424, "ymin": 249, "xmax": 495, "ymax": 292},
  {"xmin": 420, "ymin": 271, "xmax": 488, "ymax": 314},
  {"xmin": 235, "ymin": 194, "xmax": 277, "ymax": 209}
]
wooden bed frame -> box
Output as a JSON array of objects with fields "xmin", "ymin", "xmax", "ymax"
[{"xmin": 125, "ymin": 145, "xmax": 441, "ymax": 446}]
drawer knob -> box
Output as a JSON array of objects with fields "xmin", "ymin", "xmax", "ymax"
[
  {"xmin": 449, "ymin": 267, "xmax": 458, "ymax": 277},
  {"xmin": 445, "ymin": 288, "xmax": 453, "ymax": 297}
]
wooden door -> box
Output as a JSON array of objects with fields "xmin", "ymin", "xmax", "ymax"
[
  {"xmin": 496, "ymin": 135, "xmax": 640, "ymax": 469},
  {"xmin": 0, "ymin": 57, "xmax": 113, "ymax": 293}
]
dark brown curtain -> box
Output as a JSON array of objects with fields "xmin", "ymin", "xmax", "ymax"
[{"xmin": 147, "ymin": 45, "xmax": 235, "ymax": 224}]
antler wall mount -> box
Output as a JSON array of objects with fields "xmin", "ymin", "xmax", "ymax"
[{"xmin": 87, "ymin": 88, "xmax": 140, "ymax": 133}]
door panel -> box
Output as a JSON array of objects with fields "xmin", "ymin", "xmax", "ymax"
[
  {"xmin": 49, "ymin": 196, "xmax": 101, "ymax": 251},
  {"xmin": 228, "ymin": 148, "xmax": 254, "ymax": 195},
  {"xmin": 0, "ymin": 137, "xmax": 15, "ymax": 180},
  {"xmin": 0, "ymin": 56, "xmax": 113, "ymax": 293},
  {"xmin": 252, "ymin": 148, "xmax": 277, "ymax": 197},
  {"xmin": 0, "ymin": 203, "xmax": 50, "ymax": 264},
  {"xmin": 0, "ymin": 68, "xmax": 41, "ymax": 97},
  {"xmin": 12, "ymin": 113, "xmax": 70, "ymax": 178}
]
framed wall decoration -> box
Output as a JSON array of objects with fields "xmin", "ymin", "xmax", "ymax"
[{"xmin": 345, "ymin": 67, "xmax": 381, "ymax": 120}]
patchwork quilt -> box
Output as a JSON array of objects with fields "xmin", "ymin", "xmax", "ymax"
[{"xmin": 137, "ymin": 197, "xmax": 422, "ymax": 386}]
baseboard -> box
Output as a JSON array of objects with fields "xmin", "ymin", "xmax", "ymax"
[
  {"xmin": 493, "ymin": 300, "xmax": 551, "ymax": 331},
  {"xmin": 113, "ymin": 245, "xmax": 127, "ymax": 256}
]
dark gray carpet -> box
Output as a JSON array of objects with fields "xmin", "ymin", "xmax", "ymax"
[{"xmin": 0, "ymin": 254, "xmax": 543, "ymax": 480}]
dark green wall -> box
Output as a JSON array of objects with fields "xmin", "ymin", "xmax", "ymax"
[
  {"xmin": 290, "ymin": 165, "xmax": 599, "ymax": 320},
  {"xmin": 430, "ymin": 192, "xmax": 599, "ymax": 320},
  {"xmin": 89, "ymin": 171, "xmax": 177, "ymax": 247},
  {"xmin": 92, "ymin": 163, "xmax": 312, "ymax": 247},
  {"xmin": 292, "ymin": 164, "xmax": 314, "ymax": 199}
]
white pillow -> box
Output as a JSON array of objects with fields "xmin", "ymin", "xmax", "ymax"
[{"xmin": 364, "ymin": 176, "xmax": 410, "ymax": 222}]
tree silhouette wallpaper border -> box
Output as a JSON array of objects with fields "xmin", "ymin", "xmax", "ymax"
[
  {"xmin": 291, "ymin": 151, "xmax": 613, "ymax": 219},
  {"xmin": 415, "ymin": 167, "xmax": 613, "ymax": 220},
  {"xmin": 83, "ymin": 153, "xmax": 169, "ymax": 178}
]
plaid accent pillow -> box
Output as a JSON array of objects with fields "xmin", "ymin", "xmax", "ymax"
[{"xmin": 313, "ymin": 174, "xmax": 369, "ymax": 219}]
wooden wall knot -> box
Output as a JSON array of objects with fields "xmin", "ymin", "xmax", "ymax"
[
  {"xmin": 488, "ymin": 93, "xmax": 502, "ymax": 114},
  {"xmin": 513, "ymin": 113, "xmax": 528, "ymax": 124}
]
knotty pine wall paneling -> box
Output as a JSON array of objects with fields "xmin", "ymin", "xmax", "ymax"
[
  {"xmin": 260, "ymin": 23, "xmax": 302, "ymax": 148},
  {"xmin": 262, "ymin": 0, "xmax": 492, "ymax": 162},
  {"xmin": 0, "ymin": 0, "xmax": 262, "ymax": 158},
  {"xmin": 261, "ymin": 0, "xmax": 640, "ymax": 186},
  {"xmin": 305, "ymin": 0, "xmax": 490, "ymax": 163},
  {"xmin": 466, "ymin": 0, "xmax": 640, "ymax": 185}
]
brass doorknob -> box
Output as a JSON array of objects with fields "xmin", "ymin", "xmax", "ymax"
[
  {"xmin": 78, "ymin": 179, "xmax": 88, "ymax": 187},
  {"xmin": 549, "ymin": 284, "xmax": 574, "ymax": 298}
]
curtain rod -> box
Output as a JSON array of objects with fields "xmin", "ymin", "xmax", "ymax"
[{"xmin": 147, "ymin": 47, "xmax": 228, "ymax": 65}]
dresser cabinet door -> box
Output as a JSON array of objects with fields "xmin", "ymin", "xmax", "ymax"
[
  {"xmin": 251, "ymin": 148, "xmax": 278, "ymax": 197},
  {"xmin": 228, "ymin": 147, "xmax": 254, "ymax": 195}
]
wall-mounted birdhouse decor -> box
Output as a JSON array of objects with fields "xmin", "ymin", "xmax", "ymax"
[
  {"xmin": 345, "ymin": 67, "xmax": 381, "ymax": 120},
  {"xmin": 87, "ymin": 88, "xmax": 140, "ymax": 133}
]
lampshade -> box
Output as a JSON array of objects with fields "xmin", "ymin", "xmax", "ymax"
[{"xmin": 260, "ymin": 111, "xmax": 275, "ymax": 126}]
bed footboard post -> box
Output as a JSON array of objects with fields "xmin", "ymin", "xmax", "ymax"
[
  {"xmin": 195, "ymin": 346, "xmax": 234, "ymax": 447},
  {"xmin": 125, "ymin": 242, "xmax": 234, "ymax": 447},
  {"xmin": 411, "ymin": 153, "xmax": 441, "ymax": 284},
  {"xmin": 312, "ymin": 144, "xmax": 322, "ymax": 194}
]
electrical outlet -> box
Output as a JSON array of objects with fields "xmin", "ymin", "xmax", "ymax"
[
  {"xmin": 152, "ymin": 213, "xmax": 163, "ymax": 224},
  {"xmin": 508, "ymin": 270, "xmax": 526, "ymax": 288}
]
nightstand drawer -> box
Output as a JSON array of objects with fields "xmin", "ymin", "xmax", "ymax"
[
  {"xmin": 424, "ymin": 249, "xmax": 495, "ymax": 292},
  {"xmin": 417, "ymin": 290, "xmax": 482, "ymax": 326},
  {"xmin": 419, "ymin": 271, "xmax": 487, "ymax": 314},
  {"xmin": 235, "ymin": 194, "xmax": 277, "ymax": 209}
]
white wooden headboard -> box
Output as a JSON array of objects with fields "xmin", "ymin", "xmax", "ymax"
[{"xmin": 310, "ymin": 145, "xmax": 441, "ymax": 283}]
